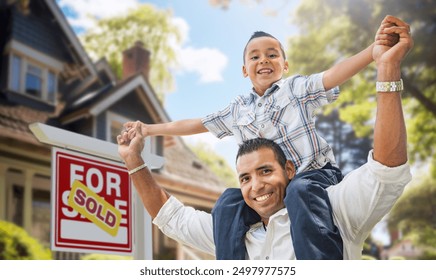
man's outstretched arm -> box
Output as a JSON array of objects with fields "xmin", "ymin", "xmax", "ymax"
[{"xmin": 373, "ymin": 15, "xmax": 413, "ymax": 167}]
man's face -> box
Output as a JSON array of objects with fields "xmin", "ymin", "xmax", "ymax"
[
  {"xmin": 242, "ymin": 36, "xmax": 288, "ymax": 96},
  {"xmin": 236, "ymin": 147, "xmax": 295, "ymax": 225}
]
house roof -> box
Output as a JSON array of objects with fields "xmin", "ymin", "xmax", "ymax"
[
  {"xmin": 44, "ymin": 0, "xmax": 97, "ymax": 78},
  {"xmin": 0, "ymin": 104, "xmax": 51, "ymax": 145}
]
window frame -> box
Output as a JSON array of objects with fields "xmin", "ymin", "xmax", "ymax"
[{"xmin": 8, "ymin": 54, "xmax": 58, "ymax": 105}]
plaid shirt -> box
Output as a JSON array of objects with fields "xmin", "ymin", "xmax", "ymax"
[{"xmin": 202, "ymin": 72, "xmax": 340, "ymax": 173}]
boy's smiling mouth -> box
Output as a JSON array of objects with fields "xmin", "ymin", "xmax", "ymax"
[{"xmin": 257, "ymin": 68, "xmax": 273, "ymax": 74}]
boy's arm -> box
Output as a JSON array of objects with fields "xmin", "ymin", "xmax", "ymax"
[
  {"xmin": 124, "ymin": 118, "xmax": 208, "ymax": 137},
  {"xmin": 322, "ymin": 43, "xmax": 374, "ymax": 91}
]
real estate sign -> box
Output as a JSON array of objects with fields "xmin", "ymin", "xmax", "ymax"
[{"xmin": 51, "ymin": 147, "xmax": 133, "ymax": 255}]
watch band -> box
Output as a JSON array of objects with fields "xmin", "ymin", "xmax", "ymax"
[
  {"xmin": 128, "ymin": 163, "xmax": 147, "ymax": 175},
  {"xmin": 376, "ymin": 79, "xmax": 404, "ymax": 92}
]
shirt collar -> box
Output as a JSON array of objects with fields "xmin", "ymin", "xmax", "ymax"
[
  {"xmin": 248, "ymin": 207, "xmax": 288, "ymax": 232},
  {"xmin": 249, "ymin": 78, "xmax": 284, "ymax": 99}
]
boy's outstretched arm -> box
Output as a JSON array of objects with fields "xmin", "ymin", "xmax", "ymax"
[
  {"xmin": 322, "ymin": 19, "xmax": 398, "ymax": 91},
  {"xmin": 123, "ymin": 118, "xmax": 208, "ymax": 138},
  {"xmin": 322, "ymin": 43, "xmax": 374, "ymax": 91}
]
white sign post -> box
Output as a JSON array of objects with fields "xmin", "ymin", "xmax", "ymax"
[{"xmin": 30, "ymin": 122, "xmax": 164, "ymax": 259}]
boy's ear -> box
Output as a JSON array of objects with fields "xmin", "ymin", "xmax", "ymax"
[
  {"xmin": 283, "ymin": 61, "xmax": 289, "ymax": 73},
  {"xmin": 242, "ymin": 65, "xmax": 248, "ymax": 78}
]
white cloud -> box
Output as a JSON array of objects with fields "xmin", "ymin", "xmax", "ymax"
[{"xmin": 177, "ymin": 47, "xmax": 228, "ymax": 83}]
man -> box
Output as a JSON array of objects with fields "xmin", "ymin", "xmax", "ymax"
[{"xmin": 117, "ymin": 15, "xmax": 413, "ymax": 259}]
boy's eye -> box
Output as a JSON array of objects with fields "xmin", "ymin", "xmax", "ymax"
[
  {"xmin": 268, "ymin": 54, "xmax": 278, "ymax": 58},
  {"xmin": 250, "ymin": 56, "xmax": 259, "ymax": 60}
]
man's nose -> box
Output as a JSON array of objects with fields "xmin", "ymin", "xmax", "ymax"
[{"xmin": 251, "ymin": 176, "xmax": 264, "ymax": 191}]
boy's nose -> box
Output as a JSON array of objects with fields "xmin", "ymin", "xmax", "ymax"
[{"xmin": 260, "ymin": 56, "xmax": 269, "ymax": 64}]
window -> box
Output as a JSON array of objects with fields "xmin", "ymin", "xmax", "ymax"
[
  {"xmin": 25, "ymin": 64, "xmax": 43, "ymax": 97},
  {"xmin": 9, "ymin": 54, "xmax": 57, "ymax": 104}
]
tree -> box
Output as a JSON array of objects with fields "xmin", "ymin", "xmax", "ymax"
[
  {"xmin": 189, "ymin": 142, "xmax": 239, "ymax": 187},
  {"xmin": 316, "ymin": 109, "xmax": 372, "ymax": 174},
  {"xmin": 286, "ymin": 0, "xmax": 436, "ymax": 166},
  {"xmin": 388, "ymin": 175, "xmax": 436, "ymax": 254},
  {"xmin": 80, "ymin": 4, "xmax": 182, "ymax": 101}
]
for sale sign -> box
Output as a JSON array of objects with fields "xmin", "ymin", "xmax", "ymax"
[{"xmin": 51, "ymin": 147, "xmax": 132, "ymax": 255}]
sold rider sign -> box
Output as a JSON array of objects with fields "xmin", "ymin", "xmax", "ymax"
[{"xmin": 51, "ymin": 147, "xmax": 132, "ymax": 255}]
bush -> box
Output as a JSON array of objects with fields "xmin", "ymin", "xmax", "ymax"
[{"xmin": 0, "ymin": 220, "xmax": 52, "ymax": 260}]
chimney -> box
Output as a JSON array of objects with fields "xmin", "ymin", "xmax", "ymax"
[{"xmin": 122, "ymin": 41, "xmax": 150, "ymax": 80}]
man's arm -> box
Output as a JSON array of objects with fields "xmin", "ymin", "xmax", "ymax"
[
  {"xmin": 117, "ymin": 125, "xmax": 169, "ymax": 218},
  {"xmin": 372, "ymin": 15, "xmax": 413, "ymax": 167},
  {"xmin": 123, "ymin": 118, "xmax": 208, "ymax": 138},
  {"xmin": 117, "ymin": 126, "xmax": 216, "ymax": 254}
]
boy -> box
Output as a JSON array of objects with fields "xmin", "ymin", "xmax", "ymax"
[{"xmin": 123, "ymin": 21, "xmax": 397, "ymax": 259}]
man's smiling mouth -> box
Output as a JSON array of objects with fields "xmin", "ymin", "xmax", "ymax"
[{"xmin": 255, "ymin": 193, "xmax": 272, "ymax": 202}]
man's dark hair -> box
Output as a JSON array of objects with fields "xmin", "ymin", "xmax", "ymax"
[
  {"xmin": 243, "ymin": 31, "xmax": 286, "ymax": 64},
  {"xmin": 236, "ymin": 138, "xmax": 287, "ymax": 168}
]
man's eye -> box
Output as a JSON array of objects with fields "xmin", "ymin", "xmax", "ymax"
[
  {"xmin": 262, "ymin": 169, "xmax": 272, "ymax": 175},
  {"xmin": 240, "ymin": 177, "xmax": 249, "ymax": 184}
]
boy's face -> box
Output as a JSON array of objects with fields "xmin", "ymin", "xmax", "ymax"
[
  {"xmin": 242, "ymin": 36, "xmax": 288, "ymax": 96},
  {"xmin": 236, "ymin": 147, "xmax": 295, "ymax": 225}
]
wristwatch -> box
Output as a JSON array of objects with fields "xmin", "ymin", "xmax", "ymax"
[{"xmin": 376, "ymin": 79, "xmax": 404, "ymax": 92}]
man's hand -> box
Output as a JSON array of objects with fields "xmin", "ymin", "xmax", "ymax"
[
  {"xmin": 373, "ymin": 15, "xmax": 414, "ymax": 66},
  {"xmin": 117, "ymin": 123, "xmax": 145, "ymax": 167}
]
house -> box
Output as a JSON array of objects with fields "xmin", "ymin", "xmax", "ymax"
[{"xmin": 0, "ymin": 0, "xmax": 227, "ymax": 260}]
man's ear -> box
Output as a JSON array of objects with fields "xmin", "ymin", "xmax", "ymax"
[
  {"xmin": 285, "ymin": 160, "xmax": 295, "ymax": 180},
  {"xmin": 242, "ymin": 65, "xmax": 248, "ymax": 78}
]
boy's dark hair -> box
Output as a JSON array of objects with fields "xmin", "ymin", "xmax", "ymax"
[
  {"xmin": 236, "ymin": 138, "xmax": 287, "ymax": 168},
  {"xmin": 243, "ymin": 31, "xmax": 286, "ymax": 64}
]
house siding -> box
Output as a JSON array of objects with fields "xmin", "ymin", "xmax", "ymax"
[{"xmin": 10, "ymin": 3, "xmax": 72, "ymax": 63}]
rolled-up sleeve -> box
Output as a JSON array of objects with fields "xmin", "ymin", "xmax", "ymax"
[
  {"xmin": 153, "ymin": 196, "xmax": 216, "ymax": 256},
  {"xmin": 289, "ymin": 72, "xmax": 340, "ymax": 115},
  {"xmin": 202, "ymin": 104, "xmax": 234, "ymax": 139},
  {"xmin": 328, "ymin": 150, "xmax": 412, "ymax": 243}
]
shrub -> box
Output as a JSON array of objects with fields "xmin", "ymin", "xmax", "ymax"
[{"xmin": 0, "ymin": 220, "xmax": 52, "ymax": 260}]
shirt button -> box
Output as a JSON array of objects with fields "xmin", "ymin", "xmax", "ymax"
[
  {"xmin": 261, "ymin": 124, "xmax": 265, "ymax": 128},
  {"xmin": 258, "ymin": 103, "xmax": 262, "ymax": 107}
]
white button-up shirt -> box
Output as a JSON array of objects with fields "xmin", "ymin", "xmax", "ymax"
[{"xmin": 153, "ymin": 151, "xmax": 412, "ymax": 260}]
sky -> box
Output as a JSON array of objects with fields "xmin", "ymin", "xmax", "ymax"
[{"xmin": 56, "ymin": 0, "xmax": 392, "ymax": 246}]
